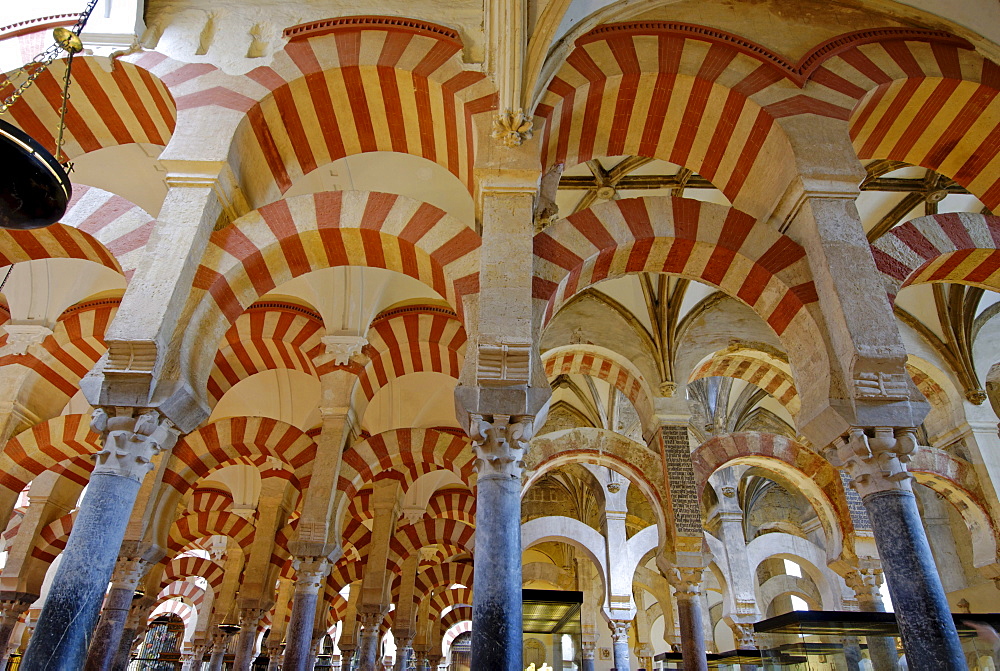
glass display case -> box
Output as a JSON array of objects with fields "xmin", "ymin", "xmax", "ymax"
[{"xmin": 522, "ymin": 589, "xmax": 584, "ymax": 670}]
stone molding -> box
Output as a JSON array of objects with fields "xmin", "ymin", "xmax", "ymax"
[
  {"xmin": 824, "ymin": 427, "xmax": 916, "ymax": 499},
  {"xmin": 470, "ymin": 413, "xmax": 533, "ymax": 479},
  {"xmin": 90, "ymin": 408, "xmax": 179, "ymax": 482},
  {"xmin": 0, "ymin": 324, "xmax": 53, "ymax": 356}
]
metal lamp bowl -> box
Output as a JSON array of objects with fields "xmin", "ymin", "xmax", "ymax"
[{"xmin": 0, "ymin": 118, "xmax": 71, "ymax": 230}]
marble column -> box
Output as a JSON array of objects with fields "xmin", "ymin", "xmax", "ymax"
[
  {"xmin": 85, "ymin": 556, "xmax": 149, "ymax": 671},
  {"xmin": 826, "ymin": 428, "xmax": 964, "ymax": 671},
  {"xmin": 181, "ymin": 643, "xmax": 207, "ymax": 671},
  {"xmin": 206, "ymin": 630, "xmax": 232, "ymax": 671},
  {"xmin": 232, "ymin": 607, "xmax": 264, "ymax": 671},
  {"xmin": 393, "ymin": 634, "xmax": 413, "ymax": 671},
  {"xmin": 580, "ymin": 641, "xmax": 596, "ymax": 671},
  {"xmin": 845, "ymin": 567, "xmax": 898, "ymax": 670},
  {"xmin": 306, "ymin": 632, "xmax": 324, "ymax": 669},
  {"xmin": 340, "ymin": 645, "xmax": 356, "ymax": 671},
  {"xmin": 283, "ymin": 558, "xmax": 331, "ymax": 671},
  {"xmin": 264, "ymin": 641, "xmax": 282, "ymax": 671},
  {"xmin": 609, "ymin": 620, "xmax": 631, "ymax": 671},
  {"xmin": 0, "ymin": 597, "xmax": 31, "ymax": 666},
  {"xmin": 470, "ymin": 415, "xmax": 532, "ymax": 671},
  {"xmin": 21, "ymin": 409, "xmax": 177, "ymax": 671},
  {"xmin": 667, "ymin": 567, "xmax": 708, "ymax": 671},
  {"xmin": 356, "ymin": 610, "xmax": 383, "ymax": 671}
]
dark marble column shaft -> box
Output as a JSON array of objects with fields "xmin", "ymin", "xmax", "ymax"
[
  {"xmin": 676, "ymin": 594, "xmax": 708, "ymax": 671},
  {"xmin": 111, "ymin": 625, "xmax": 138, "ymax": 671},
  {"xmin": 20, "ymin": 472, "xmax": 141, "ymax": 671},
  {"xmin": 85, "ymin": 585, "xmax": 136, "ymax": 671},
  {"xmin": 357, "ymin": 612, "xmax": 382, "ymax": 671},
  {"xmin": 470, "ymin": 460, "xmax": 522, "ymax": 670},
  {"xmin": 231, "ymin": 609, "xmax": 263, "ymax": 671},
  {"xmin": 282, "ymin": 559, "xmax": 328, "ymax": 671},
  {"xmin": 864, "ymin": 488, "xmax": 964, "ymax": 670}
]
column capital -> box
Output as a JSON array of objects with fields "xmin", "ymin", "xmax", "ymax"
[
  {"xmin": 470, "ymin": 413, "xmax": 533, "ymax": 480},
  {"xmin": 358, "ymin": 609, "xmax": 384, "ymax": 630},
  {"xmin": 90, "ymin": 408, "xmax": 179, "ymax": 481},
  {"xmin": 292, "ymin": 556, "xmax": 332, "ymax": 591},
  {"xmin": 110, "ymin": 556, "xmax": 150, "ymax": 590},
  {"xmin": 580, "ymin": 640, "xmax": 596, "ymax": 660},
  {"xmin": 733, "ymin": 622, "xmax": 757, "ymax": 649},
  {"xmin": 824, "ymin": 427, "xmax": 916, "ymax": 498},
  {"xmin": 608, "ymin": 619, "xmax": 631, "ymax": 642},
  {"xmin": 665, "ymin": 566, "xmax": 705, "ymax": 597}
]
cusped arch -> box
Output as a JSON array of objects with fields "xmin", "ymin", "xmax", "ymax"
[
  {"xmin": 871, "ymin": 213, "xmax": 1000, "ymax": 301},
  {"xmin": 542, "ymin": 344, "xmax": 656, "ymax": 439},
  {"xmin": 691, "ymin": 432, "xmax": 852, "ymax": 565},
  {"xmin": 184, "ymin": 190, "xmax": 481, "ymax": 398}
]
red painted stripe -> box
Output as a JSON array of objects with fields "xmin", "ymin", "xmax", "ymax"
[
  {"xmin": 700, "ymin": 89, "xmax": 746, "ymax": 180},
  {"xmin": 890, "ymin": 78, "xmax": 960, "ymax": 159},
  {"xmin": 839, "ymin": 48, "xmax": 893, "ymax": 85},
  {"xmin": 723, "ymin": 109, "xmax": 773, "ymax": 202},
  {"xmin": 248, "ymin": 105, "xmax": 292, "ymax": 193},
  {"xmin": 273, "ymin": 84, "xmax": 317, "ymax": 174},
  {"xmin": 881, "ymin": 41, "xmax": 923, "ymax": 78},
  {"xmin": 71, "ymin": 59, "xmax": 134, "ymax": 145},
  {"xmin": 858, "ymin": 78, "xmax": 924, "ymax": 158},
  {"xmin": 617, "ymin": 198, "xmax": 654, "ymax": 238},
  {"xmin": 963, "ymin": 250, "xmax": 1000, "ymax": 284},
  {"xmin": 569, "ymin": 209, "xmax": 617, "ymax": 250},
  {"xmin": 893, "ymin": 223, "xmax": 942, "ymax": 261},
  {"xmin": 924, "ymin": 248, "xmax": 974, "ymax": 282},
  {"xmin": 111, "ymin": 64, "xmax": 163, "ymax": 145},
  {"xmin": 306, "ymin": 71, "xmax": 348, "ymax": 162}
]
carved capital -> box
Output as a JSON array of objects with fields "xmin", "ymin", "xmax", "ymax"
[
  {"xmin": 292, "ymin": 556, "xmax": 331, "ymax": 592},
  {"xmin": 470, "ymin": 413, "xmax": 532, "ymax": 479},
  {"xmin": 491, "ymin": 109, "xmax": 533, "ymax": 147},
  {"xmin": 581, "ymin": 640, "xmax": 596, "ymax": 660},
  {"xmin": 239, "ymin": 607, "xmax": 265, "ymax": 628},
  {"xmin": 91, "ymin": 408, "xmax": 179, "ymax": 481},
  {"xmin": 0, "ymin": 598, "xmax": 30, "ymax": 626},
  {"xmin": 666, "ymin": 566, "xmax": 705, "ymax": 597},
  {"xmin": 0, "ymin": 323, "xmax": 53, "ymax": 356},
  {"xmin": 110, "ymin": 556, "xmax": 150, "ymax": 590},
  {"xmin": 823, "ymin": 427, "xmax": 916, "ymax": 498},
  {"xmin": 358, "ymin": 609, "xmax": 383, "ymax": 631},
  {"xmin": 608, "ymin": 619, "xmax": 631, "ymax": 642},
  {"xmin": 733, "ymin": 622, "xmax": 757, "ymax": 649},
  {"xmin": 322, "ymin": 335, "xmax": 368, "ymax": 366}
]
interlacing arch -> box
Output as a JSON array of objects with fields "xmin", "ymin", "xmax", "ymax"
[
  {"xmin": 163, "ymin": 416, "xmax": 317, "ymax": 496},
  {"xmin": 167, "ymin": 511, "xmax": 256, "ymax": 555},
  {"xmin": 30, "ymin": 511, "xmax": 76, "ymax": 564},
  {"xmin": 207, "ymin": 303, "xmax": 325, "ymax": 404},
  {"xmin": 542, "ymin": 344, "xmax": 656, "ymax": 438},
  {"xmin": 909, "ymin": 446, "xmax": 1000, "ymax": 571},
  {"xmin": 426, "ymin": 488, "xmax": 476, "ymax": 525},
  {"xmin": 185, "ymin": 190, "xmax": 481, "ymax": 395},
  {"xmin": 222, "ymin": 16, "xmax": 497, "ymax": 204},
  {"xmin": 688, "ymin": 349, "xmax": 799, "ymax": 415},
  {"xmin": 870, "ymin": 213, "xmax": 1000, "ymax": 301},
  {"xmin": 356, "ymin": 306, "xmax": 467, "ymax": 402},
  {"xmin": 0, "ymin": 299, "xmax": 119, "ymax": 410},
  {"xmin": 161, "ymin": 556, "xmax": 226, "ymax": 594},
  {"xmin": 690, "ymin": 432, "xmax": 852, "ymax": 564},
  {"xmin": 0, "ymin": 57, "xmax": 176, "ymax": 160},
  {"xmin": 0, "ymin": 414, "xmax": 101, "ymax": 494}
]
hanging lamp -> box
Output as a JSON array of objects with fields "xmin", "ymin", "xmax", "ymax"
[{"xmin": 0, "ymin": 0, "xmax": 99, "ymax": 230}]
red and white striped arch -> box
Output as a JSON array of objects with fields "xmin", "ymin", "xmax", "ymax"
[
  {"xmin": 158, "ymin": 580, "xmax": 207, "ymax": 608},
  {"xmin": 534, "ymin": 197, "xmax": 820, "ymax": 341},
  {"xmin": 0, "ymin": 299, "xmax": 118, "ymax": 412},
  {"xmin": 388, "ymin": 518, "xmax": 476, "ymax": 565},
  {"xmin": 187, "ymin": 488, "xmax": 235, "ymax": 514},
  {"xmin": 542, "ymin": 344, "xmax": 656, "ymax": 437},
  {"xmin": 337, "ymin": 428, "xmax": 474, "ymax": 501},
  {"xmin": 0, "ymin": 224, "xmax": 120, "ymax": 275},
  {"xmin": 430, "ymin": 587, "xmax": 473, "ymax": 619},
  {"xmin": 222, "ymin": 17, "xmax": 496, "ymax": 205},
  {"xmin": 164, "ymin": 417, "xmax": 317, "ymax": 496},
  {"xmin": 62, "ymin": 185, "xmax": 156, "ymax": 280},
  {"xmin": 426, "ymin": 488, "xmax": 476, "ymax": 525},
  {"xmin": 357, "ymin": 306, "xmax": 467, "ymax": 402},
  {"xmin": 327, "ymin": 556, "xmax": 365, "ymax": 593},
  {"xmin": 870, "ymin": 213, "xmax": 1000, "ymax": 301},
  {"xmin": 167, "ymin": 511, "xmax": 256, "ymax": 555},
  {"xmin": 689, "ymin": 351, "xmax": 799, "ymax": 415},
  {"xmin": 149, "ymin": 600, "xmax": 196, "ymax": 635},
  {"xmin": 47, "ymin": 455, "xmax": 95, "ymax": 488},
  {"xmin": 0, "ymin": 414, "xmax": 100, "ymax": 494},
  {"xmin": 161, "ymin": 555, "xmax": 226, "ymax": 593},
  {"xmin": 412, "ymin": 561, "xmax": 474, "ymax": 597},
  {"xmin": 345, "ymin": 489, "xmax": 374, "ymax": 523},
  {"xmin": 30, "ymin": 510, "xmax": 76, "ymax": 564},
  {"xmin": 1, "ymin": 57, "xmax": 175, "ymax": 160},
  {"xmin": 208, "ymin": 303, "xmax": 325, "ymax": 404}
]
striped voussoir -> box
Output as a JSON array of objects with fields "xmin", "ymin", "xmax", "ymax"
[
  {"xmin": 167, "ymin": 510, "xmax": 256, "ymax": 554},
  {"xmin": 0, "ymin": 299, "xmax": 118, "ymax": 404},
  {"xmin": 387, "ymin": 518, "xmax": 475, "ymax": 565},
  {"xmin": 412, "ymin": 561, "xmax": 474, "ymax": 597},
  {"xmin": 910, "ymin": 447, "xmax": 989, "ymax": 505},
  {"xmin": 150, "ymin": 599, "xmax": 196, "ymax": 630},
  {"xmin": 357, "ymin": 307, "xmax": 467, "ymax": 401},
  {"xmin": 337, "ymin": 428, "xmax": 473, "ymax": 500},
  {"xmin": 438, "ymin": 605, "xmax": 472, "ymax": 629},
  {"xmin": 164, "ymin": 416, "xmax": 317, "ymax": 496},
  {"xmin": 208, "ymin": 304, "xmax": 325, "ymax": 404},
  {"xmin": 870, "ymin": 212, "xmax": 1000, "ymax": 301},
  {"xmin": 345, "ymin": 488, "xmax": 374, "ymax": 523},
  {"xmin": 62, "ymin": 185, "xmax": 156, "ymax": 280},
  {"xmin": 426, "ymin": 488, "xmax": 476, "ymax": 525},
  {"xmin": 327, "ymin": 555, "xmax": 366, "ymax": 593},
  {"xmin": 190, "ymin": 191, "xmax": 480, "ymax": 344},
  {"xmin": 906, "ymin": 363, "xmax": 948, "ymax": 407},
  {"xmin": 542, "ymin": 344, "xmax": 656, "ymax": 435},
  {"xmin": 30, "ymin": 511, "xmax": 76, "ymax": 564},
  {"xmin": 187, "ymin": 487, "xmax": 235, "ymax": 514},
  {"xmin": 430, "ymin": 586, "xmax": 473, "ymax": 617},
  {"xmin": 691, "ymin": 432, "xmax": 853, "ymax": 536},
  {"xmin": 47, "ymin": 455, "xmax": 95, "ymax": 488},
  {"xmin": 157, "ymin": 580, "xmax": 206, "ymax": 608},
  {"xmin": 843, "ymin": 45, "xmax": 1000, "ymax": 209},
  {"xmin": 162, "ymin": 555, "xmax": 226, "ymax": 593},
  {"xmin": 1, "ymin": 509, "xmax": 25, "ymax": 548},
  {"xmin": 0, "ymin": 224, "xmax": 121, "ymax": 275},
  {"xmin": 534, "ymin": 197, "xmax": 819, "ymax": 339},
  {"xmin": 223, "ymin": 18, "xmax": 496, "ymax": 204},
  {"xmin": 689, "ymin": 352, "xmax": 799, "ymax": 415},
  {"xmin": 0, "ymin": 57, "xmax": 176, "ymax": 160},
  {"xmin": 0, "ymin": 414, "xmax": 100, "ymax": 495}
]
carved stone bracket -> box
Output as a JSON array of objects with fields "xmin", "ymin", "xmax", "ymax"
[
  {"xmin": 666, "ymin": 566, "xmax": 705, "ymax": 598},
  {"xmin": 823, "ymin": 427, "xmax": 916, "ymax": 499},
  {"xmin": 491, "ymin": 109, "xmax": 533, "ymax": 147},
  {"xmin": 608, "ymin": 619, "xmax": 631, "ymax": 642},
  {"xmin": 91, "ymin": 408, "xmax": 179, "ymax": 482},
  {"xmin": 470, "ymin": 413, "xmax": 533, "ymax": 480}
]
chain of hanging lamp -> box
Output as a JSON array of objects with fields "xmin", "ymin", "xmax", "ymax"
[{"xmin": 0, "ymin": 0, "xmax": 101, "ymax": 163}]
